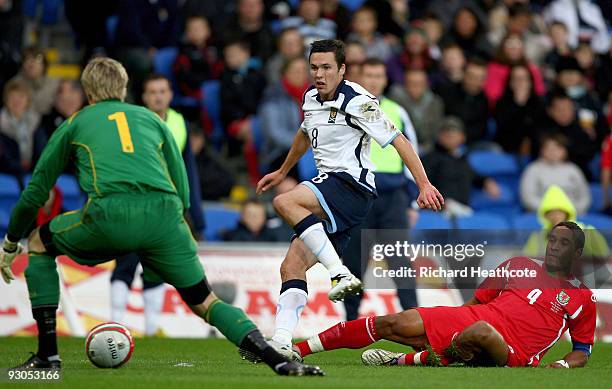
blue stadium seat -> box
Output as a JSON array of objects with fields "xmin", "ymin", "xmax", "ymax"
[
  {"xmin": 0, "ymin": 174, "xmax": 20, "ymax": 211},
  {"xmin": 467, "ymin": 151, "xmax": 519, "ymax": 178},
  {"xmin": 297, "ymin": 149, "xmax": 318, "ymax": 181},
  {"xmin": 456, "ymin": 212, "xmax": 511, "ymax": 229},
  {"xmin": 56, "ymin": 175, "xmax": 86, "ymax": 211},
  {"xmin": 511, "ymin": 213, "xmax": 541, "ymax": 231},
  {"xmin": 153, "ymin": 47, "xmax": 179, "ymax": 80},
  {"xmin": 470, "ymin": 183, "xmax": 516, "ymax": 210},
  {"xmin": 0, "ymin": 208, "xmax": 8, "ymax": 237},
  {"xmin": 589, "ymin": 153, "xmax": 600, "ymax": 182},
  {"xmin": 413, "ymin": 211, "xmax": 452, "ymax": 230},
  {"xmin": 589, "ymin": 183, "xmax": 603, "ymax": 213},
  {"xmin": 203, "ymin": 206, "xmax": 241, "ymax": 241},
  {"xmin": 340, "ymin": 0, "xmax": 366, "ymax": 12},
  {"xmin": 578, "ymin": 214, "xmax": 612, "ymax": 230},
  {"xmin": 201, "ymin": 80, "xmax": 225, "ymax": 150}
]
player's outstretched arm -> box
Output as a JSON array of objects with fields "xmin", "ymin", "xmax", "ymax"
[
  {"xmin": 391, "ymin": 134, "xmax": 444, "ymax": 211},
  {"xmin": 256, "ymin": 130, "xmax": 310, "ymax": 194},
  {"xmin": 548, "ymin": 351, "xmax": 589, "ymax": 368}
]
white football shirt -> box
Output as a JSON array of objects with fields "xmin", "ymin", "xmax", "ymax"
[{"xmin": 300, "ymin": 80, "xmax": 401, "ymax": 192}]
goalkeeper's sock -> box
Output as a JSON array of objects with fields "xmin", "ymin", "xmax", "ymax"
[
  {"xmin": 32, "ymin": 306, "xmax": 58, "ymax": 360},
  {"xmin": 271, "ymin": 280, "xmax": 308, "ymax": 346},
  {"xmin": 25, "ymin": 254, "xmax": 60, "ymax": 307},
  {"xmin": 206, "ymin": 299, "xmax": 257, "ymax": 346},
  {"xmin": 295, "ymin": 316, "xmax": 379, "ymax": 357},
  {"xmin": 110, "ymin": 280, "xmax": 129, "ymax": 322},
  {"xmin": 294, "ymin": 215, "xmax": 348, "ymax": 278}
]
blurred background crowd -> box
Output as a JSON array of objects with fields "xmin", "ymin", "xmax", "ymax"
[{"xmin": 0, "ymin": 0, "xmax": 611, "ymax": 243}]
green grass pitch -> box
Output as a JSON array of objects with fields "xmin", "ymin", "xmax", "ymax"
[{"xmin": 1, "ymin": 337, "xmax": 611, "ymax": 388}]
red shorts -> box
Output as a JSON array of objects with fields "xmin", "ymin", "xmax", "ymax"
[{"xmin": 415, "ymin": 305, "xmax": 527, "ymax": 367}]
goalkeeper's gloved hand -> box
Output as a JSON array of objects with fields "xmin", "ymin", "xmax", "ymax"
[{"xmin": 0, "ymin": 235, "xmax": 23, "ymax": 284}]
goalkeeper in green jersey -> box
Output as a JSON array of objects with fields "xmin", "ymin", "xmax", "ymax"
[{"xmin": 0, "ymin": 57, "xmax": 322, "ymax": 376}]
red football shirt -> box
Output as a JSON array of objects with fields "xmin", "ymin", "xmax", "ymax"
[{"xmin": 474, "ymin": 257, "xmax": 596, "ymax": 366}]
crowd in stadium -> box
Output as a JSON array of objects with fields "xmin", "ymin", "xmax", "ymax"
[{"xmin": 0, "ymin": 0, "xmax": 611, "ymax": 241}]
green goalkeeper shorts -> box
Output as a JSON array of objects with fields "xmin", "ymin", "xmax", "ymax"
[{"xmin": 42, "ymin": 191, "xmax": 204, "ymax": 288}]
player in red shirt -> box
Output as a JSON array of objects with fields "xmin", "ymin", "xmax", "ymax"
[{"xmin": 293, "ymin": 221, "xmax": 596, "ymax": 368}]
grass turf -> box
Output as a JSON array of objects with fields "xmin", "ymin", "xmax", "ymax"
[{"xmin": 1, "ymin": 337, "xmax": 611, "ymax": 388}]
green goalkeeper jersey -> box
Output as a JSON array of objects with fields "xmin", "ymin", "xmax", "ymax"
[{"xmin": 7, "ymin": 99, "xmax": 190, "ymax": 240}]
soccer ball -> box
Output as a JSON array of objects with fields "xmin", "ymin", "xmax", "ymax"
[{"xmin": 85, "ymin": 322, "xmax": 134, "ymax": 368}]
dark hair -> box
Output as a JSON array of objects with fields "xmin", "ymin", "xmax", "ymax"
[
  {"xmin": 143, "ymin": 73, "xmax": 171, "ymax": 89},
  {"xmin": 509, "ymin": 3, "xmax": 531, "ymax": 18},
  {"xmin": 494, "ymin": 33, "xmax": 527, "ymax": 65},
  {"xmin": 552, "ymin": 221, "xmax": 585, "ymax": 251},
  {"xmin": 224, "ymin": 38, "xmax": 250, "ymax": 52},
  {"xmin": 548, "ymin": 90, "xmax": 573, "ymax": 106},
  {"xmin": 362, "ymin": 57, "xmax": 386, "ymax": 68},
  {"xmin": 504, "ymin": 64, "xmax": 536, "ymax": 96},
  {"xmin": 22, "ymin": 46, "xmax": 48, "ymax": 71},
  {"xmin": 466, "ymin": 56, "xmax": 487, "ymax": 68},
  {"xmin": 309, "ymin": 39, "xmax": 345, "ymax": 68}
]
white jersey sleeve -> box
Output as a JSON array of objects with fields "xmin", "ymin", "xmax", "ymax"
[{"xmin": 345, "ymin": 96, "xmax": 401, "ymax": 148}]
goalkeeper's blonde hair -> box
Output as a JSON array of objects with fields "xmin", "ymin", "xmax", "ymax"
[{"xmin": 81, "ymin": 57, "xmax": 128, "ymax": 103}]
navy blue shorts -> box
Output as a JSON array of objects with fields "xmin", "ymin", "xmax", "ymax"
[{"xmin": 300, "ymin": 171, "xmax": 374, "ymax": 257}]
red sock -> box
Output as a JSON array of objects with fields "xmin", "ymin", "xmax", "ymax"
[
  {"xmin": 397, "ymin": 351, "xmax": 450, "ymax": 366},
  {"xmin": 295, "ymin": 316, "xmax": 379, "ymax": 357}
]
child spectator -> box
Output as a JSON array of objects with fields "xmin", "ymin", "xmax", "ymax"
[
  {"xmin": 542, "ymin": 21, "xmax": 572, "ymax": 81},
  {"xmin": 9, "ymin": 47, "xmax": 59, "ymax": 116},
  {"xmin": 220, "ymin": 40, "xmax": 266, "ymax": 185},
  {"xmin": 440, "ymin": 5, "xmax": 492, "ymax": 60},
  {"xmin": 386, "ymin": 27, "xmax": 434, "ymax": 85},
  {"xmin": 264, "ymin": 28, "xmax": 305, "ymax": 84},
  {"xmin": 520, "ymin": 133, "xmax": 590, "ymax": 214},
  {"xmin": 430, "ymin": 43, "xmax": 466, "ymax": 95},
  {"xmin": 222, "ymin": 198, "xmax": 278, "ymax": 242},
  {"xmin": 222, "ymin": 0, "xmax": 275, "ymax": 63}
]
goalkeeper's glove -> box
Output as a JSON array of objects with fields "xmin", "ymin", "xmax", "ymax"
[{"xmin": 0, "ymin": 235, "xmax": 23, "ymax": 284}]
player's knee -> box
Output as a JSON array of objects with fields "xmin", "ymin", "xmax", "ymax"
[
  {"xmin": 27, "ymin": 228, "xmax": 46, "ymax": 253},
  {"xmin": 176, "ymin": 279, "xmax": 211, "ymax": 306},
  {"xmin": 272, "ymin": 193, "xmax": 292, "ymax": 217}
]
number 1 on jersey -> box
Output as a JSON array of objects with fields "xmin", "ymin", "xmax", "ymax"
[{"xmin": 108, "ymin": 112, "xmax": 134, "ymax": 153}]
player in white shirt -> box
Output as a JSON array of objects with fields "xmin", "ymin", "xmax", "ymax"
[{"xmin": 250, "ymin": 40, "xmax": 443, "ymax": 360}]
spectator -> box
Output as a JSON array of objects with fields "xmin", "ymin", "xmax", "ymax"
[
  {"xmin": 388, "ymin": 69, "xmax": 444, "ymax": 153},
  {"xmin": 344, "ymin": 40, "xmax": 367, "ymax": 82},
  {"xmin": 574, "ymin": 43, "xmax": 598, "ymax": 90},
  {"xmin": 520, "ymin": 133, "xmax": 590, "ymax": 214},
  {"xmin": 493, "ymin": 64, "xmax": 545, "ymax": 155},
  {"xmin": 544, "ymin": 0, "xmax": 610, "ymax": 54},
  {"xmin": 440, "ymin": 5, "xmax": 493, "ymax": 60},
  {"xmin": 0, "ymin": 79, "xmax": 44, "ymax": 180},
  {"xmin": 553, "ymin": 56, "xmax": 607, "ymax": 156},
  {"xmin": 438, "ymin": 58, "xmax": 489, "ymax": 146},
  {"xmin": 222, "ymin": 198, "xmax": 278, "ymax": 242},
  {"xmin": 222, "ymin": 0, "xmax": 275, "ymax": 63},
  {"xmin": 363, "ymin": 0, "xmax": 410, "ymax": 41},
  {"xmin": 422, "ymin": 117, "xmax": 500, "ymax": 213},
  {"xmin": 321, "ymin": 0, "xmax": 351, "ymax": 40},
  {"xmin": 282, "ymin": 0, "xmax": 336, "ymax": 50},
  {"xmin": 430, "ymin": 43, "xmax": 465, "ymax": 94},
  {"xmin": 264, "ymin": 28, "xmax": 305, "ymax": 84},
  {"xmin": 141, "ymin": 74, "xmax": 205, "ymax": 238},
  {"xmin": 542, "ymin": 21, "xmax": 572, "ymax": 81},
  {"xmin": 386, "ymin": 27, "xmax": 434, "ymax": 85},
  {"xmin": 523, "ymin": 185, "xmax": 608, "ymax": 260},
  {"xmin": 422, "ymin": 14, "xmax": 445, "ymax": 61},
  {"xmin": 173, "ymin": 15, "xmax": 222, "ymax": 102},
  {"xmin": 259, "ymin": 57, "xmax": 310, "ymax": 172},
  {"xmin": 427, "ymin": 0, "xmax": 483, "ymax": 31},
  {"xmin": 540, "ymin": 92, "xmax": 599, "ymax": 179},
  {"xmin": 190, "ymin": 129, "xmax": 235, "ymax": 201},
  {"xmin": 115, "ymin": 0, "xmax": 179, "ymax": 103},
  {"xmin": 220, "ymin": 40, "xmax": 266, "ymax": 185},
  {"xmin": 9, "ymin": 47, "xmax": 59, "ymax": 116},
  {"xmin": 484, "ymin": 33, "xmax": 546, "ymax": 108},
  {"xmin": 346, "ymin": 7, "xmax": 393, "ymax": 62},
  {"xmin": 39, "ymin": 80, "xmax": 85, "ymax": 140}
]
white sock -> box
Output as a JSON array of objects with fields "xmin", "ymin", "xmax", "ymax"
[
  {"xmin": 111, "ymin": 280, "xmax": 129, "ymax": 323},
  {"xmin": 143, "ymin": 284, "xmax": 165, "ymax": 336},
  {"xmin": 299, "ymin": 222, "xmax": 350, "ymax": 278},
  {"xmin": 272, "ymin": 288, "xmax": 308, "ymax": 346}
]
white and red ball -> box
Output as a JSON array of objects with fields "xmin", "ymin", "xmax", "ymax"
[{"xmin": 85, "ymin": 322, "xmax": 134, "ymax": 368}]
